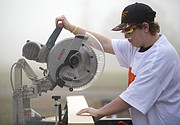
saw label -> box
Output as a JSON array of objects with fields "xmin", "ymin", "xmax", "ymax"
[{"xmin": 57, "ymin": 48, "xmax": 66, "ymax": 60}]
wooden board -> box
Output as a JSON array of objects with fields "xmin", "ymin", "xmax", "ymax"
[{"xmin": 67, "ymin": 95, "xmax": 94, "ymax": 125}]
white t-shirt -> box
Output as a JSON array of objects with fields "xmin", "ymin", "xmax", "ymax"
[{"xmin": 111, "ymin": 34, "xmax": 180, "ymax": 125}]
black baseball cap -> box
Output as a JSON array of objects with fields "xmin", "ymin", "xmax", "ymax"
[{"xmin": 112, "ymin": 2, "xmax": 156, "ymax": 31}]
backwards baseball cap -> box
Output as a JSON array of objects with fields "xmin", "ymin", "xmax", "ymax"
[{"xmin": 112, "ymin": 2, "xmax": 156, "ymax": 31}]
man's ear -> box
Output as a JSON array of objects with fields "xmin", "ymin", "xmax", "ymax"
[{"xmin": 142, "ymin": 22, "xmax": 149, "ymax": 32}]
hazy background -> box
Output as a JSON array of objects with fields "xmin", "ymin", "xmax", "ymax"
[
  {"xmin": 0, "ymin": 0, "xmax": 180, "ymax": 124},
  {"xmin": 0, "ymin": 0, "xmax": 180, "ymax": 71}
]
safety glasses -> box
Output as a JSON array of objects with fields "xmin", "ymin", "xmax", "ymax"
[{"xmin": 121, "ymin": 25, "xmax": 138, "ymax": 34}]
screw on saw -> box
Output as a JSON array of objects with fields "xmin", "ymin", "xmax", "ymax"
[{"xmin": 69, "ymin": 55, "xmax": 79, "ymax": 66}]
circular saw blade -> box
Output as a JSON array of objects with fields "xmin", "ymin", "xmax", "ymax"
[
  {"xmin": 59, "ymin": 43, "xmax": 97, "ymax": 89},
  {"xmin": 47, "ymin": 33, "xmax": 105, "ymax": 91}
]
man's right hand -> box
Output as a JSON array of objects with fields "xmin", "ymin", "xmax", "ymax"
[{"xmin": 55, "ymin": 15, "xmax": 74, "ymax": 32}]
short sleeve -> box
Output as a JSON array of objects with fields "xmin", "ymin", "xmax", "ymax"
[
  {"xmin": 120, "ymin": 69, "xmax": 163, "ymax": 114},
  {"xmin": 111, "ymin": 39, "xmax": 136, "ymax": 68}
]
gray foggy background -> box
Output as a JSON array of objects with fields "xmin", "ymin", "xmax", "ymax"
[
  {"xmin": 0, "ymin": 0, "xmax": 180, "ymax": 124},
  {"xmin": 0, "ymin": 0, "xmax": 180, "ymax": 72}
]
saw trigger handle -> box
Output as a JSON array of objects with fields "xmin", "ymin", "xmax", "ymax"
[{"xmin": 46, "ymin": 24, "xmax": 63, "ymax": 48}]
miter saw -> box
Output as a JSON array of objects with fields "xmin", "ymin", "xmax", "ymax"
[{"xmin": 11, "ymin": 23, "xmax": 105, "ymax": 125}]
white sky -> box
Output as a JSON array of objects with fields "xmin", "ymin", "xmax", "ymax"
[{"xmin": 0, "ymin": 0, "xmax": 180, "ymax": 72}]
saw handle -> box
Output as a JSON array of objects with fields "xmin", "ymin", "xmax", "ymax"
[
  {"xmin": 45, "ymin": 23, "xmax": 63, "ymax": 48},
  {"xmin": 57, "ymin": 23, "xmax": 63, "ymax": 29}
]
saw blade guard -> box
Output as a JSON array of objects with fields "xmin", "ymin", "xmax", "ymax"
[
  {"xmin": 47, "ymin": 32, "xmax": 105, "ymax": 91},
  {"xmin": 80, "ymin": 32, "xmax": 105, "ymax": 90}
]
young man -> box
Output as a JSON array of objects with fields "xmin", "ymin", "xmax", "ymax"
[{"xmin": 55, "ymin": 2, "xmax": 180, "ymax": 125}]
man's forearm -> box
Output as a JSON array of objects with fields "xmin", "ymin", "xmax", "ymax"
[
  {"xmin": 70, "ymin": 25, "xmax": 114, "ymax": 54},
  {"xmin": 97, "ymin": 97, "xmax": 131, "ymax": 118}
]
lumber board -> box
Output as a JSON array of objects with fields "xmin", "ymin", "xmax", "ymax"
[{"xmin": 67, "ymin": 95, "xmax": 94, "ymax": 125}]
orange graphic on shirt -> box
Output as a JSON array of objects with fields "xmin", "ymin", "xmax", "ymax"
[{"xmin": 128, "ymin": 67, "xmax": 136, "ymax": 86}]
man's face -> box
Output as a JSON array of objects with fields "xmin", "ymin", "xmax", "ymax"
[
  {"xmin": 123, "ymin": 22, "xmax": 148, "ymax": 48},
  {"xmin": 127, "ymin": 29, "xmax": 145, "ymax": 47}
]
